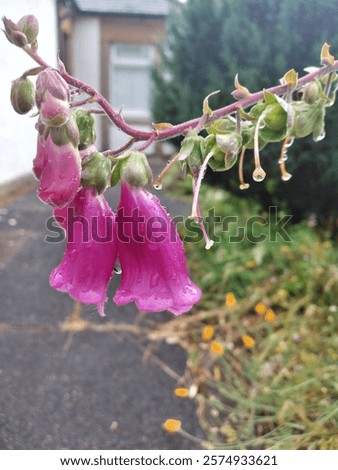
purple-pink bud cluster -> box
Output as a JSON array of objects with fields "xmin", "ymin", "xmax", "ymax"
[{"xmin": 35, "ymin": 69, "xmax": 71, "ymax": 127}]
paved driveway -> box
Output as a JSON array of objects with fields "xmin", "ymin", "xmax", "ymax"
[{"xmin": 0, "ymin": 173, "xmax": 203, "ymax": 450}]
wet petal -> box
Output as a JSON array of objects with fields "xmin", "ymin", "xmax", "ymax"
[
  {"xmin": 36, "ymin": 135, "xmax": 81, "ymax": 208},
  {"xmin": 50, "ymin": 187, "xmax": 117, "ymax": 315},
  {"xmin": 114, "ymin": 183, "xmax": 202, "ymax": 315}
]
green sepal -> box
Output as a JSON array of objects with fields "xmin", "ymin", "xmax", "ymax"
[
  {"xmin": 75, "ymin": 109, "xmax": 96, "ymax": 150},
  {"xmin": 49, "ymin": 113, "xmax": 79, "ymax": 147},
  {"xmin": 205, "ymin": 117, "xmax": 236, "ymax": 135},
  {"xmin": 302, "ymin": 80, "xmax": 321, "ymax": 105},
  {"xmin": 205, "ymin": 133, "xmax": 242, "ymax": 172},
  {"xmin": 241, "ymin": 123, "xmax": 266, "ymax": 150},
  {"xmin": 111, "ymin": 161, "xmax": 121, "ymax": 187},
  {"xmin": 81, "ymin": 152, "xmax": 112, "ymax": 194},
  {"xmin": 178, "ymin": 134, "xmax": 206, "ymax": 177},
  {"xmin": 290, "ymin": 99, "xmax": 326, "ymax": 140},
  {"xmin": 120, "ymin": 151, "xmax": 153, "ymax": 187}
]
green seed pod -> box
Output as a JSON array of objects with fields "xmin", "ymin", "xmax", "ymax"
[
  {"xmin": 263, "ymin": 104, "xmax": 287, "ymax": 132},
  {"xmin": 10, "ymin": 77, "xmax": 35, "ymax": 114},
  {"xmin": 302, "ymin": 81, "xmax": 321, "ymax": 104}
]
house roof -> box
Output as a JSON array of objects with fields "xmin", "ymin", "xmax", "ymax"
[{"xmin": 71, "ymin": 0, "xmax": 170, "ymax": 16}]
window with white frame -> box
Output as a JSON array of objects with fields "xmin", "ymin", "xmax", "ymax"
[{"xmin": 110, "ymin": 43, "xmax": 154, "ymax": 121}]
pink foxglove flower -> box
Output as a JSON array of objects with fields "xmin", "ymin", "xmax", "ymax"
[
  {"xmin": 50, "ymin": 187, "xmax": 117, "ymax": 316},
  {"xmin": 114, "ymin": 182, "xmax": 202, "ymax": 315},
  {"xmin": 34, "ymin": 134, "xmax": 81, "ymax": 208}
]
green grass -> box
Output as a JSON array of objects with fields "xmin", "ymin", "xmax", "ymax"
[{"xmin": 161, "ymin": 167, "xmax": 338, "ymax": 449}]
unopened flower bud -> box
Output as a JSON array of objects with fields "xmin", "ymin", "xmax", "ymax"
[
  {"xmin": 36, "ymin": 69, "xmax": 71, "ymax": 127},
  {"xmin": 35, "ymin": 68, "xmax": 70, "ymax": 107},
  {"xmin": 120, "ymin": 151, "xmax": 153, "ymax": 187},
  {"xmin": 39, "ymin": 91, "xmax": 70, "ymax": 126},
  {"xmin": 17, "ymin": 15, "xmax": 39, "ymax": 44},
  {"xmin": 81, "ymin": 152, "xmax": 112, "ymax": 194},
  {"xmin": 75, "ymin": 109, "xmax": 96, "ymax": 150},
  {"xmin": 2, "ymin": 16, "xmax": 28, "ymax": 47},
  {"xmin": 231, "ymin": 74, "xmax": 251, "ymax": 100},
  {"xmin": 10, "ymin": 77, "xmax": 35, "ymax": 114},
  {"xmin": 302, "ymin": 81, "xmax": 321, "ymax": 104}
]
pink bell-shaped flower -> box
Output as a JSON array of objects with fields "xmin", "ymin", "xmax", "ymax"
[
  {"xmin": 114, "ymin": 181, "xmax": 202, "ymax": 315},
  {"xmin": 34, "ymin": 133, "xmax": 81, "ymax": 208},
  {"xmin": 50, "ymin": 187, "xmax": 117, "ymax": 315}
]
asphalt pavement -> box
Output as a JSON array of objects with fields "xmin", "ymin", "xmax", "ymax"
[{"xmin": 0, "ymin": 169, "xmax": 204, "ymax": 450}]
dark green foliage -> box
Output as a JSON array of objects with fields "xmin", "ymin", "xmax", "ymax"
[{"xmin": 152, "ymin": 0, "xmax": 338, "ymax": 226}]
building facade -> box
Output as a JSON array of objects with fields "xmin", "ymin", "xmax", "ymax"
[
  {"xmin": 58, "ymin": 0, "xmax": 169, "ymax": 151},
  {"xmin": 0, "ymin": 0, "xmax": 58, "ymax": 184}
]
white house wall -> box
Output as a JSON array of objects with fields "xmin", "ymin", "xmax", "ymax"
[
  {"xmin": 0, "ymin": 0, "xmax": 57, "ymax": 185},
  {"xmin": 71, "ymin": 16, "xmax": 102, "ymax": 150}
]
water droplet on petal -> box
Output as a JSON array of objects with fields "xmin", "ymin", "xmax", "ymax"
[{"xmin": 150, "ymin": 273, "xmax": 160, "ymax": 288}]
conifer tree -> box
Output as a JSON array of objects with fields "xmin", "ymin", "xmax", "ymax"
[{"xmin": 152, "ymin": 0, "xmax": 338, "ymax": 226}]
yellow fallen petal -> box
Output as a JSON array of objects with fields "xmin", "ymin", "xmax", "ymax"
[
  {"xmin": 225, "ymin": 292, "xmax": 237, "ymax": 308},
  {"xmin": 210, "ymin": 340, "xmax": 224, "ymax": 355},
  {"xmin": 265, "ymin": 308, "xmax": 277, "ymax": 322},
  {"xmin": 174, "ymin": 387, "xmax": 189, "ymax": 398},
  {"xmin": 255, "ymin": 302, "xmax": 267, "ymax": 315},
  {"xmin": 246, "ymin": 260, "xmax": 255, "ymax": 268},
  {"xmin": 213, "ymin": 367, "xmax": 222, "ymax": 381},
  {"xmin": 242, "ymin": 335, "xmax": 256, "ymax": 349},
  {"xmin": 202, "ymin": 325, "xmax": 214, "ymax": 341},
  {"xmin": 163, "ymin": 419, "xmax": 181, "ymax": 433}
]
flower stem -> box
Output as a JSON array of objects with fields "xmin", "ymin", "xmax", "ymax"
[
  {"xmin": 238, "ymin": 145, "xmax": 249, "ymax": 190},
  {"xmin": 154, "ymin": 153, "xmax": 180, "ymax": 189},
  {"xmin": 192, "ymin": 179, "xmax": 214, "ymax": 250},
  {"xmin": 102, "ymin": 138, "xmax": 135, "ymax": 157},
  {"xmin": 190, "ymin": 151, "xmax": 214, "ymax": 221},
  {"xmin": 22, "ymin": 45, "xmax": 338, "ymax": 144}
]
